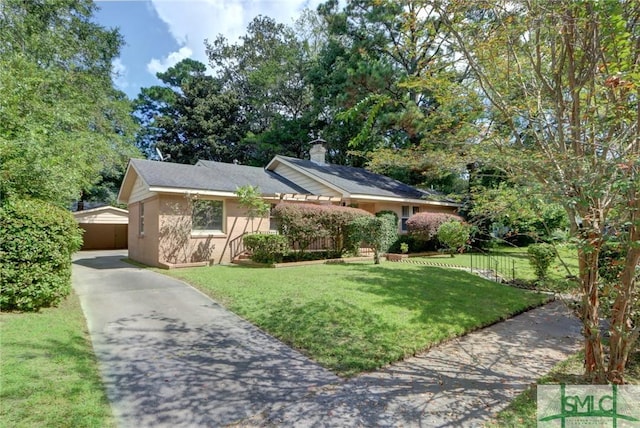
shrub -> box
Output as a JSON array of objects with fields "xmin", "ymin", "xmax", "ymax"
[
  {"xmin": 346, "ymin": 214, "xmax": 397, "ymax": 264},
  {"xmin": 1, "ymin": 199, "xmax": 83, "ymax": 311},
  {"xmin": 375, "ymin": 210, "xmax": 399, "ymax": 226},
  {"xmin": 273, "ymin": 203, "xmax": 372, "ymax": 254},
  {"xmin": 406, "ymin": 212, "xmax": 463, "ymax": 242},
  {"xmin": 243, "ymin": 234, "xmax": 290, "ymax": 264},
  {"xmin": 527, "ymin": 243, "xmax": 556, "ymax": 281},
  {"xmin": 437, "ymin": 220, "xmax": 472, "ymax": 256}
]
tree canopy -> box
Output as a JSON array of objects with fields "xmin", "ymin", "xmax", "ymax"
[{"xmin": 0, "ymin": 0, "xmax": 139, "ymax": 207}]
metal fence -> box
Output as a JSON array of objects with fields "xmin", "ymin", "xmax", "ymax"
[{"xmin": 469, "ymin": 250, "xmax": 518, "ymax": 282}]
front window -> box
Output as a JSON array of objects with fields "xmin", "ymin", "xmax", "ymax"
[{"xmin": 192, "ymin": 200, "xmax": 224, "ymax": 233}]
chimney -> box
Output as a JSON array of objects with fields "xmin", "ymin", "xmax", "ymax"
[{"xmin": 309, "ymin": 138, "xmax": 327, "ymax": 165}]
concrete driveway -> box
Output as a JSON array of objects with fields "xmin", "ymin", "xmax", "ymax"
[
  {"xmin": 72, "ymin": 250, "xmax": 339, "ymax": 427},
  {"xmin": 73, "ymin": 250, "xmax": 582, "ymax": 427}
]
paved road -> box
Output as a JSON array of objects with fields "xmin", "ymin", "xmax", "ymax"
[{"xmin": 73, "ymin": 250, "xmax": 582, "ymax": 427}]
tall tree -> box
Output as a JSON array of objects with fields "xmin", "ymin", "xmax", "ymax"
[
  {"xmin": 441, "ymin": 0, "xmax": 640, "ymax": 383},
  {"xmin": 133, "ymin": 58, "xmax": 244, "ymax": 164},
  {"xmin": 316, "ymin": 0, "xmax": 482, "ymax": 189},
  {"xmin": 206, "ymin": 15, "xmax": 316, "ymax": 165},
  {"xmin": 0, "ymin": 0, "xmax": 138, "ymax": 206}
]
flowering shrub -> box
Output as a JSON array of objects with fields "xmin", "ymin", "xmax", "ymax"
[
  {"xmin": 406, "ymin": 212, "xmax": 463, "ymax": 241},
  {"xmin": 273, "ymin": 203, "xmax": 372, "ymax": 254}
]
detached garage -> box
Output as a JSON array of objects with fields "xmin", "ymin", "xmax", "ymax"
[{"xmin": 74, "ymin": 206, "xmax": 128, "ymax": 250}]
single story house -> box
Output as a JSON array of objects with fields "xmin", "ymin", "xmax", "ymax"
[
  {"xmin": 73, "ymin": 206, "xmax": 128, "ymax": 250},
  {"xmin": 117, "ymin": 142, "xmax": 460, "ymax": 267}
]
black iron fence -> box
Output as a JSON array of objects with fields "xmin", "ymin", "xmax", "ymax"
[{"xmin": 469, "ymin": 250, "xmax": 519, "ymax": 282}]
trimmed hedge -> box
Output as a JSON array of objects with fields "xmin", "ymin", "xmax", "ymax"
[
  {"xmin": 273, "ymin": 203, "xmax": 372, "ymax": 254},
  {"xmin": 243, "ymin": 234, "xmax": 290, "ymax": 264},
  {"xmin": 1, "ymin": 199, "xmax": 83, "ymax": 311}
]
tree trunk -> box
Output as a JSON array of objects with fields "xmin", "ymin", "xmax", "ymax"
[{"xmin": 580, "ymin": 247, "xmax": 606, "ymax": 383}]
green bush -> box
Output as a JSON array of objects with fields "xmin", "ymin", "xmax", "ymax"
[
  {"xmin": 243, "ymin": 233, "xmax": 290, "ymax": 264},
  {"xmin": 375, "ymin": 210, "xmax": 399, "ymax": 226},
  {"xmin": 1, "ymin": 199, "xmax": 83, "ymax": 311},
  {"xmin": 527, "ymin": 243, "xmax": 557, "ymax": 281},
  {"xmin": 437, "ymin": 220, "xmax": 472, "ymax": 256},
  {"xmin": 346, "ymin": 214, "xmax": 397, "ymax": 264}
]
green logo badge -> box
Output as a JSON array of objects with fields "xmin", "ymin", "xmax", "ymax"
[{"xmin": 538, "ymin": 385, "xmax": 640, "ymax": 427}]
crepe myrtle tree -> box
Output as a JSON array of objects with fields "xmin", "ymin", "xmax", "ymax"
[{"xmin": 440, "ymin": 0, "xmax": 640, "ymax": 383}]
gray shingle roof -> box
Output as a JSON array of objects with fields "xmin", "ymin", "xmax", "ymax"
[
  {"xmin": 130, "ymin": 159, "xmax": 308, "ymax": 195},
  {"xmin": 274, "ymin": 156, "xmax": 440, "ymax": 200}
]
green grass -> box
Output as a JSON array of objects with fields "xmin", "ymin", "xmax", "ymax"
[
  {"xmin": 486, "ymin": 351, "xmax": 640, "ymax": 427},
  {"xmin": 164, "ymin": 261, "xmax": 550, "ymax": 377},
  {"xmin": 413, "ymin": 244, "xmax": 580, "ymax": 283},
  {"xmin": 0, "ymin": 292, "xmax": 115, "ymax": 428}
]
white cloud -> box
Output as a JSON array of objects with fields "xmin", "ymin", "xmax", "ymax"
[
  {"xmin": 146, "ymin": 0, "xmax": 323, "ymax": 77},
  {"xmin": 112, "ymin": 57, "xmax": 129, "ymax": 90},
  {"xmin": 146, "ymin": 46, "xmax": 193, "ymax": 75}
]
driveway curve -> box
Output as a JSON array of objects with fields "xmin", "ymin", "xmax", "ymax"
[
  {"xmin": 73, "ymin": 250, "xmax": 582, "ymax": 427},
  {"xmin": 72, "ymin": 250, "xmax": 339, "ymax": 427}
]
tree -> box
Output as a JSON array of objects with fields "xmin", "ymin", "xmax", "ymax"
[
  {"xmin": 0, "ymin": 0, "xmax": 138, "ymax": 206},
  {"xmin": 206, "ymin": 16, "xmax": 316, "ymax": 165},
  {"xmin": 441, "ymin": 0, "xmax": 640, "ymax": 383},
  {"xmin": 133, "ymin": 58, "xmax": 244, "ymax": 165},
  {"xmin": 235, "ymin": 185, "xmax": 270, "ymax": 232},
  {"xmin": 317, "ymin": 0, "xmax": 482, "ymax": 189},
  {"xmin": 437, "ymin": 220, "xmax": 471, "ymax": 257},
  {"xmin": 347, "ymin": 214, "xmax": 397, "ymax": 264}
]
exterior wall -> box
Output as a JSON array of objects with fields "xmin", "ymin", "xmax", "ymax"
[
  {"xmin": 128, "ymin": 197, "xmax": 160, "ymax": 267},
  {"xmin": 156, "ymin": 195, "xmax": 270, "ymax": 266},
  {"xmin": 272, "ymin": 163, "xmax": 342, "ymax": 197}
]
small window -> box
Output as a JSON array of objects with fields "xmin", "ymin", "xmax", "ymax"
[
  {"xmin": 139, "ymin": 202, "xmax": 145, "ymax": 235},
  {"xmin": 413, "ymin": 206, "xmax": 420, "ymax": 215},
  {"xmin": 401, "ymin": 205, "xmax": 410, "ymax": 231},
  {"xmin": 192, "ymin": 200, "xmax": 224, "ymax": 233}
]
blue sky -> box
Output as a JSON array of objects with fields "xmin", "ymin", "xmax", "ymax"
[{"xmin": 93, "ymin": 0, "xmax": 322, "ymax": 99}]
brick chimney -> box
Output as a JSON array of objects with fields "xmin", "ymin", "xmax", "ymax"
[{"xmin": 309, "ymin": 138, "xmax": 327, "ymax": 165}]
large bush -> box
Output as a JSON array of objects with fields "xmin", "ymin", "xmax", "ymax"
[
  {"xmin": 243, "ymin": 233, "xmax": 289, "ymax": 264},
  {"xmin": 1, "ymin": 199, "xmax": 83, "ymax": 311},
  {"xmin": 406, "ymin": 212, "xmax": 463, "ymax": 242},
  {"xmin": 273, "ymin": 203, "xmax": 372, "ymax": 254},
  {"xmin": 346, "ymin": 214, "xmax": 397, "ymax": 264},
  {"xmin": 437, "ymin": 220, "xmax": 472, "ymax": 256}
]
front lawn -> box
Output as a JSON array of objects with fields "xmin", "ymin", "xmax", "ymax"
[
  {"xmin": 165, "ymin": 262, "xmax": 550, "ymax": 377},
  {"xmin": 0, "ymin": 293, "xmax": 114, "ymax": 428}
]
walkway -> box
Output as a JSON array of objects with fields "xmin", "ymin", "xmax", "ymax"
[{"xmin": 72, "ymin": 250, "xmax": 582, "ymax": 427}]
